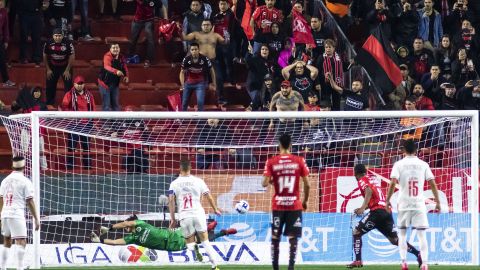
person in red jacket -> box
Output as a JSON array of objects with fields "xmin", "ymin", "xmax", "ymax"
[
  {"xmin": 98, "ymin": 43, "xmax": 129, "ymax": 111},
  {"xmin": 412, "ymin": 84, "xmax": 435, "ymax": 110},
  {"xmin": 61, "ymin": 75, "xmax": 96, "ymax": 170}
]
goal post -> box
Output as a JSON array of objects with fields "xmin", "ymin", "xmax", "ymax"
[{"xmin": 1, "ymin": 110, "xmax": 479, "ymax": 268}]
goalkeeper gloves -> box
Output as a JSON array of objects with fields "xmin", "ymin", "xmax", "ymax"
[
  {"xmin": 90, "ymin": 232, "xmax": 100, "ymax": 243},
  {"xmin": 100, "ymin": 226, "xmax": 110, "ymax": 236}
]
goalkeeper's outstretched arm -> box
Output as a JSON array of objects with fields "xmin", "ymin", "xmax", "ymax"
[{"xmin": 91, "ymin": 232, "xmax": 127, "ymax": 246}]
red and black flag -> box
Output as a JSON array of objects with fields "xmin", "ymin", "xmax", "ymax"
[{"xmin": 355, "ymin": 25, "xmax": 402, "ymax": 95}]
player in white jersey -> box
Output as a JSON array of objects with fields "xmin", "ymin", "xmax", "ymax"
[
  {"xmin": 386, "ymin": 140, "xmax": 440, "ymax": 270},
  {"xmin": 168, "ymin": 159, "xmax": 221, "ymax": 270},
  {"xmin": 0, "ymin": 157, "xmax": 40, "ymax": 270}
]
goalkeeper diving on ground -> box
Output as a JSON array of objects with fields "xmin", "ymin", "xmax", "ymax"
[{"xmin": 90, "ymin": 214, "xmax": 236, "ymax": 261}]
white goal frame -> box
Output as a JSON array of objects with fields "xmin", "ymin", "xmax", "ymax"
[{"xmin": 20, "ymin": 110, "xmax": 479, "ymax": 268}]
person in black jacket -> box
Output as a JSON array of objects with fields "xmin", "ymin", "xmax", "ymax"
[
  {"xmin": 393, "ymin": 0, "xmax": 419, "ymax": 47},
  {"xmin": 245, "ymin": 43, "xmax": 275, "ymax": 107},
  {"xmin": 457, "ymin": 79, "xmax": 480, "ymax": 110},
  {"xmin": 18, "ymin": 0, "xmax": 46, "ymax": 65}
]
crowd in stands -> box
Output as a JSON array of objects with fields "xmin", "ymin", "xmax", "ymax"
[{"xmin": 0, "ymin": 0, "xmax": 479, "ymax": 116}]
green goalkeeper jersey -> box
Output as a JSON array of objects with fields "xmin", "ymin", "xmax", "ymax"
[{"xmin": 123, "ymin": 220, "xmax": 186, "ymax": 251}]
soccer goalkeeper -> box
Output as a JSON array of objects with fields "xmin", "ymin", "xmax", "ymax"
[{"xmin": 90, "ymin": 214, "xmax": 236, "ymax": 260}]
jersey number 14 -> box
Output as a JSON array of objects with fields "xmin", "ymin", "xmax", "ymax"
[{"xmin": 278, "ymin": 176, "xmax": 296, "ymax": 194}]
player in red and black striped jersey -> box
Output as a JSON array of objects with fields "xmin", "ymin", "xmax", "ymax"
[
  {"xmin": 347, "ymin": 164, "xmax": 422, "ymax": 268},
  {"xmin": 262, "ymin": 134, "xmax": 310, "ymax": 270}
]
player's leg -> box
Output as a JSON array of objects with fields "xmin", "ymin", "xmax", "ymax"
[
  {"xmin": 8, "ymin": 218, "xmax": 28, "ymax": 270},
  {"xmin": 180, "ymin": 218, "xmax": 202, "ymax": 260},
  {"xmin": 379, "ymin": 212, "xmax": 422, "ymax": 267},
  {"xmin": 347, "ymin": 211, "xmax": 378, "ymax": 268},
  {"xmin": 1, "ymin": 218, "xmax": 12, "ymax": 270},
  {"xmin": 412, "ymin": 210, "xmax": 429, "ymax": 270},
  {"xmin": 194, "ymin": 217, "xmax": 218, "ymax": 269},
  {"xmin": 397, "ymin": 211, "xmax": 411, "ymax": 269},
  {"xmin": 283, "ymin": 210, "xmax": 302, "ymax": 270},
  {"xmin": 13, "ymin": 238, "xmax": 26, "ymax": 270},
  {"xmin": 271, "ymin": 211, "xmax": 284, "ymax": 270}
]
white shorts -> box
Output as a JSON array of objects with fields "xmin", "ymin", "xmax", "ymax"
[
  {"xmin": 180, "ymin": 216, "xmax": 207, "ymax": 238},
  {"xmin": 397, "ymin": 210, "xmax": 429, "ymax": 229},
  {"xmin": 1, "ymin": 218, "xmax": 28, "ymax": 239}
]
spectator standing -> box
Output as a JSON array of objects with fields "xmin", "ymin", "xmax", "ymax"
[
  {"xmin": 412, "ymin": 83, "xmax": 435, "ymax": 110},
  {"xmin": 249, "ymin": 73, "xmax": 278, "ymax": 111},
  {"xmin": 18, "ymin": 0, "xmax": 46, "ymax": 65},
  {"xmin": 98, "ymin": 43, "xmax": 129, "ymax": 111},
  {"xmin": 183, "ymin": 19, "xmax": 226, "ymax": 103},
  {"xmin": 182, "ymin": 0, "xmax": 204, "ymax": 42},
  {"xmin": 366, "ymin": 0, "xmax": 393, "ymax": 38},
  {"xmin": 179, "ymin": 43, "xmax": 216, "ymax": 111},
  {"xmin": 393, "ymin": 0, "xmax": 419, "ymax": 47},
  {"xmin": 329, "ymin": 77, "xmax": 370, "ymax": 111},
  {"xmin": 0, "ymin": 0, "xmax": 14, "ymax": 87},
  {"xmin": 417, "ymin": 0, "xmax": 443, "ymax": 49},
  {"xmin": 45, "ymin": 0, "xmax": 72, "ymax": 39},
  {"xmin": 457, "ymin": 79, "xmax": 480, "ymax": 110},
  {"xmin": 127, "ymin": 0, "xmax": 166, "ymax": 68},
  {"xmin": 451, "ymin": 47, "xmax": 478, "ymax": 89},
  {"xmin": 315, "ymin": 39, "xmax": 345, "ymax": 110},
  {"xmin": 71, "ymin": 0, "xmax": 94, "ymax": 41},
  {"xmin": 446, "ymin": 0, "xmax": 475, "ymax": 35},
  {"xmin": 98, "ymin": 0, "xmax": 119, "ymax": 19},
  {"xmin": 409, "ymin": 38, "xmax": 435, "ymax": 82},
  {"xmin": 420, "ymin": 65, "xmax": 445, "ymax": 107},
  {"xmin": 281, "ymin": 60, "xmax": 319, "ymax": 102},
  {"xmin": 434, "ymin": 35, "xmax": 454, "ymax": 80},
  {"xmin": 246, "ymin": 43, "xmax": 274, "ymax": 106},
  {"xmin": 310, "ymin": 16, "xmax": 334, "ymax": 63},
  {"xmin": 269, "ymin": 80, "xmax": 305, "ymax": 136},
  {"xmin": 61, "ymin": 76, "xmax": 96, "ymax": 170},
  {"xmin": 453, "ymin": 20, "xmax": 479, "ymax": 62},
  {"xmin": 250, "ymin": 0, "xmax": 283, "ymax": 54},
  {"xmin": 44, "ymin": 28, "xmax": 75, "ymax": 106},
  {"xmin": 212, "ymin": 0, "xmax": 237, "ymax": 91},
  {"xmin": 437, "ymin": 82, "xmax": 458, "ymax": 109},
  {"xmin": 264, "ymin": 22, "xmax": 285, "ymax": 61}
]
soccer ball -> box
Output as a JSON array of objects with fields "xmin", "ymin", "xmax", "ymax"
[{"xmin": 235, "ymin": 200, "xmax": 250, "ymax": 214}]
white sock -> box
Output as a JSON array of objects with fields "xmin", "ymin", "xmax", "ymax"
[
  {"xmin": 1, "ymin": 247, "xmax": 10, "ymax": 270},
  {"xmin": 398, "ymin": 229, "xmax": 407, "ymax": 262},
  {"xmin": 186, "ymin": 242, "xmax": 196, "ymax": 251},
  {"xmin": 16, "ymin": 245, "xmax": 25, "ymax": 270},
  {"xmin": 417, "ymin": 229, "xmax": 428, "ymax": 265},
  {"xmin": 201, "ymin": 240, "xmax": 217, "ymax": 267}
]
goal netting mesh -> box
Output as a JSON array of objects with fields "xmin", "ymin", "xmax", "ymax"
[{"xmin": 0, "ymin": 111, "xmax": 477, "ymax": 267}]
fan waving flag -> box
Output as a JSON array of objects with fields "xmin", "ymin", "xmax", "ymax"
[
  {"xmin": 292, "ymin": 9, "xmax": 316, "ymax": 47},
  {"xmin": 241, "ymin": 0, "xmax": 256, "ymax": 40},
  {"xmin": 355, "ymin": 25, "xmax": 402, "ymax": 95}
]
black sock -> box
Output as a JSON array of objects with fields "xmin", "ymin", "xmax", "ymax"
[
  {"xmin": 407, "ymin": 242, "xmax": 420, "ymax": 257},
  {"xmin": 271, "ymin": 238, "xmax": 280, "ymax": 270},
  {"xmin": 288, "ymin": 237, "xmax": 298, "ymax": 270},
  {"xmin": 353, "ymin": 235, "xmax": 362, "ymax": 261}
]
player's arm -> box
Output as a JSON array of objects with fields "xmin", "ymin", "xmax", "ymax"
[
  {"xmin": 301, "ymin": 176, "xmax": 310, "ymax": 210},
  {"xmin": 354, "ymin": 186, "xmax": 372, "ymax": 215},
  {"xmin": 91, "ymin": 232, "xmax": 127, "ymax": 245},
  {"xmin": 26, "ymin": 198, "xmax": 40, "ymax": 231},
  {"xmin": 429, "ymin": 179, "xmax": 441, "ymax": 212},
  {"xmin": 262, "ymin": 176, "xmax": 271, "ymax": 187},
  {"xmin": 99, "ymin": 220, "xmax": 136, "ymax": 235},
  {"xmin": 168, "ymin": 193, "xmax": 177, "ymax": 229},
  {"xmin": 0, "ymin": 196, "xmax": 3, "ymax": 217},
  {"xmin": 205, "ymin": 192, "xmax": 221, "ymax": 215},
  {"xmin": 385, "ymin": 179, "xmax": 397, "ymax": 211}
]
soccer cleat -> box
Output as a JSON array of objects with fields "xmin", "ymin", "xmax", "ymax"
[
  {"xmin": 221, "ymin": 228, "xmax": 237, "ymax": 236},
  {"xmin": 207, "ymin": 221, "xmax": 218, "ymax": 232},
  {"xmin": 211, "ymin": 267, "xmax": 220, "ymax": 270},
  {"xmin": 401, "ymin": 262, "xmax": 408, "ymax": 270},
  {"xmin": 346, "ymin": 260, "xmax": 363, "ymax": 268},
  {"xmin": 194, "ymin": 244, "xmax": 203, "ymax": 262},
  {"xmin": 100, "ymin": 226, "xmax": 109, "ymax": 236},
  {"xmin": 420, "ymin": 264, "xmax": 428, "ymax": 270},
  {"xmin": 90, "ymin": 232, "xmax": 100, "ymax": 243},
  {"xmin": 417, "ymin": 253, "xmax": 423, "ymax": 268}
]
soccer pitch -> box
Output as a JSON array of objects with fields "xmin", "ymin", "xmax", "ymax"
[{"xmin": 47, "ymin": 266, "xmax": 480, "ymax": 270}]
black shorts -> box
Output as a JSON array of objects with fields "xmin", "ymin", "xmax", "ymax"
[
  {"xmin": 355, "ymin": 209, "xmax": 396, "ymax": 238},
  {"xmin": 272, "ymin": 210, "xmax": 302, "ymax": 238}
]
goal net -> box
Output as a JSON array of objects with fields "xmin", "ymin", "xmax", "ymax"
[{"xmin": 0, "ymin": 111, "xmax": 478, "ymax": 268}]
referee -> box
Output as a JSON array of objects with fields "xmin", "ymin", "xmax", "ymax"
[{"xmin": 43, "ymin": 28, "xmax": 75, "ymax": 106}]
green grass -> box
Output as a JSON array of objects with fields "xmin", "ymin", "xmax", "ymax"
[{"xmin": 46, "ymin": 265, "xmax": 480, "ymax": 270}]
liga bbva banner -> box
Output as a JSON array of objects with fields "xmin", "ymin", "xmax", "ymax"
[{"xmin": 15, "ymin": 213, "xmax": 474, "ymax": 267}]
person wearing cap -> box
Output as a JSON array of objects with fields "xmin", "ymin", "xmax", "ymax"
[
  {"xmin": 249, "ymin": 73, "xmax": 278, "ymax": 111},
  {"xmin": 388, "ymin": 64, "xmax": 410, "ymax": 110},
  {"xmin": 269, "ymin": 80, "xmax": 305, "ymax": 135},
  {"xmin": 44, "ymin": 28, "xmax": 75, "ymax": 106},
  {"xmin": 328, "ymin": 76, "xmax": 369, "ymax": 111},
  {"xmin": 438, "ymin": 82, "xmax": 459, "ymax": 110},
  {"xmin": 0, "ymin": 156, "xmax": 40, "ymax": 270},
  {"xmin": 61, "ymin": 75, "xmax": 96, "ymax": 170},
  {"xmin": 281, "ymin": 60, "xmax": 319, "ymax": 103}
]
